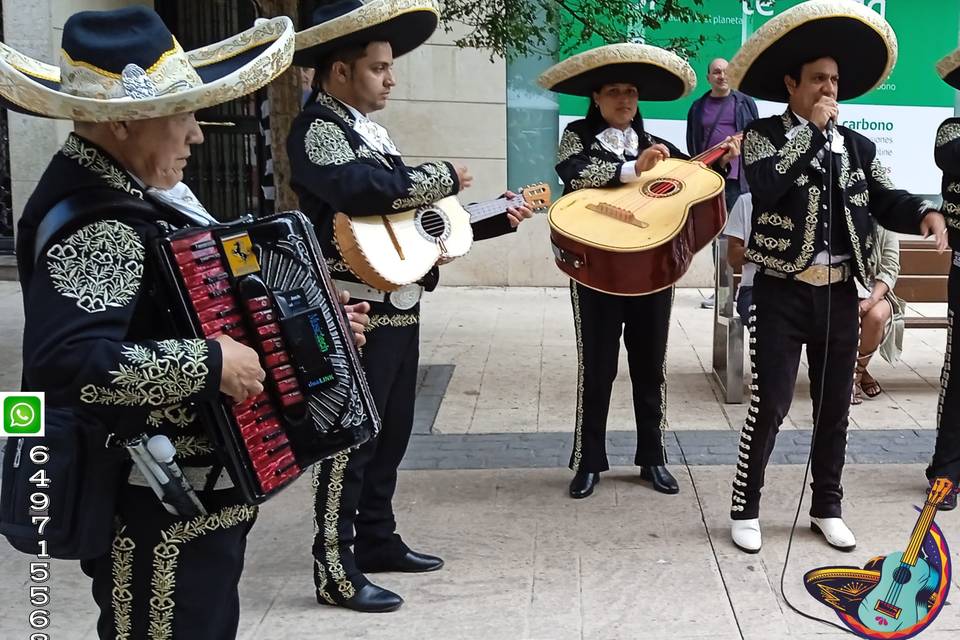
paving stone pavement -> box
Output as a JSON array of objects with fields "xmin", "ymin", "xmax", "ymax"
[
  {"xmin": 0, "ymin": 282, "xmax": 956, "ymax": 639},
  {"xmin": 399, "ymin": 428, "xmax": 937, "ymax": 470}
]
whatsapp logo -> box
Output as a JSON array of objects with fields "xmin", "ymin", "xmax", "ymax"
[{"xmin": 1, "ymin": 393, "xmax": 44, "ymax": 436}]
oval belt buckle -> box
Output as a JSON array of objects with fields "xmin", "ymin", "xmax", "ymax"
[{"xmin": 389, "ymin": 284, "xmax": 423, "ymax": 310}]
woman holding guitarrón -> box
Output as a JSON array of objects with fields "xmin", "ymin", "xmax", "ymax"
[{"xmin": 538, "ymin": 43, "xmax": 739, "ymax": 500}]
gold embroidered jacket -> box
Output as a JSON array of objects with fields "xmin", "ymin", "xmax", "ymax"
[
  {"xmin": 16, "ymin": 134, "xmax": 224, "ymax": 464},
  {"xmin": 287, "ymin": 91, "xmax": 514, "ymax": 322},
  {"xmin": 743, "ymin": 110, "xmax": 927, "ymax": 281},
  {"xmin": 555, "ymin": 118, "xmax": 688, "ymax": 196},
  {"xmin": 934, "ymin": 117, "xmax": 960, "ymax": 250}
]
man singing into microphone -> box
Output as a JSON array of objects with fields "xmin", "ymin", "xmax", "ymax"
[{"xmin": 723, "ymin": 1, "xmax": 947, "ymax": 554}]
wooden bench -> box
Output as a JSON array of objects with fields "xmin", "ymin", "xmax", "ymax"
[
  {"xmin": 711, "ymin": 237, "xmax": 950, "ymax": 404},
  {"xmin": 897, "ymin": 240, "xmax": 949, "ymax": 328}
]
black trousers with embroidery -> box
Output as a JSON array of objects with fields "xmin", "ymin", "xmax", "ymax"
[
  {"xmin": 730, "ymin": 272, "xmax": 859, "ymax": 521},
  {"xmin": 568, "ymin": 281, "xmax": 672, "ymax": 473},
  {"xmin": 928, "ymin": 263, "xmax": 960, "ymax": 486},
  {"xmin": 81, "ymin": 485, "xmax": 256, "ymax": 640},
  {"xmin": 313, "ymin": 309, "xmax": 420, "ymax": 597}
]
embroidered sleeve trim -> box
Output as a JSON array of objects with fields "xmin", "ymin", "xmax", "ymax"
[
  {"xmin": 80, "ymin": 339, "xmax": 211, "ymax": 407},
  {"xmin": 557, "ymin": 129, "xmax": 584, "ymax": 162},
  {"xmin": 46, "ymin": 220, "xmax": 145, "ymax": 314},
  {"xmin": 870, "ymin": 159, "xmax": 896, "ymax": 190},
  {"xmin": 571, "ymin": 159, "xmax": 619, "ymax": 191},
  {"xmin": 849, "ymin": 190, "xmax": 869, "ymax": 207},
  {"xmin": 936, "ymin": 123, "xmax": 960, "ymax": 148},
  {"xmin": 146, "ymin": 405, "xmax": 197, "ymax": 429},
  {"xmin": 847, "ymin": 168, "xmax": 866, "ymax": 187},
  {"xmin": 305, "ymin": 120, "xmax": 356, "ymax": 167},
  {"xmin": 743, "ymin": 129, "xmax": 777, "ymax": 166},
  {"xmin": 391, "ymin": 162, "xmax": 456, "ymax": 210},
  {"xmin": 774, "ymin": 125, "xmax": 813, "ymax": 175}
]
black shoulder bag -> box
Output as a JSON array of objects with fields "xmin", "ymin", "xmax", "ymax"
[{"xmin": 0, "ymin": 193, "xmax": 156, "ymax": 559}]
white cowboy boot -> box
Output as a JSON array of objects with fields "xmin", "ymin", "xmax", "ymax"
[
  {"xmin": 731, "ymin": 518, "xmax": 762, "ymax": 553},
  {"xmin": 810, "ymin": 517, "xmax": 856, "ymax": 551}
]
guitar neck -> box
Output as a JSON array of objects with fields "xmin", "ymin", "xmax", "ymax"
[
  {"xmin": 692, "ymin": 133, "xmax": 742, "ymax": 166},
  {"xmin": 902, "ymin": 502, "xmax": 940, "ymax": 566},
  {"xmin": 464, "ymin": 195, "xmax": 523, "ymax": 223}
]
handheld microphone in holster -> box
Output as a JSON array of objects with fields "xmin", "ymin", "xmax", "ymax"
[{"xmin": 126, "ymin": 434, "xmax": 208, "ymax": 518}]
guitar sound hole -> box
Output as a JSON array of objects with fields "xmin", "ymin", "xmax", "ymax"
[
  {"xmin": 893, "ymin": 566, "xmax": 912, "ymax": 585},
  {"xmin": 642, "ymin": 178, "xmax": 683, "ymax": 198},
  {"xmin": 415, "ymin": 207, "xmax": 450, "ymax": 242}
]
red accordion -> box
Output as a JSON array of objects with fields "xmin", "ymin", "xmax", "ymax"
[{"xmin": 156, "ymin": 211, "xmax": 380, "ymax": 504}]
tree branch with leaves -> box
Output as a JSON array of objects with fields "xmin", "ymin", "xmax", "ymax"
[{"xmin": 439, "ymin": 0, "xmax": 722, "ymax": 61}]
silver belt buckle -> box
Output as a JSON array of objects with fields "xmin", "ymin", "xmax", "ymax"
[
  {"xmin": 953, "ymin": 251, "xmax": 960, "ymax": 269},
  {"xmin": 389, "ymin": 284, "xmax": 423, "ymax": 310}
]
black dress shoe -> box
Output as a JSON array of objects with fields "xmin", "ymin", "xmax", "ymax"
[
  {"xmin": 358, "ymin": 550, "xmax": 444, "ymax": 574},
  {"xmin": 935, "ymin": 488, "xmax": 957, "ymax": 511},
  {"xmin": 317, "ymin": 583, "xmax": 404, "ymax": 613},
  {"xmin": 640, "ymin": 465, "xmax": 679, "ymax": 494},
  {"xmin": 569, "ymin": 471, "xmax": 599, "ymax": 498}
]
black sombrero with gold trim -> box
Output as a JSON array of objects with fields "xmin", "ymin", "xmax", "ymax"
[
  {"xmin": 0, "ymin": 6, "xmax": 294, "ymax": 122},
  {"xmin": 537, "ymin": 43, "xmax": 696, "ymax": 100},
  {"xmin": 727, "ymin": 0, "xmax": 897, "ymax": 102},
  {"xmin": 293, "ymin": 0, "xmax": 439, "ymax": 67}
]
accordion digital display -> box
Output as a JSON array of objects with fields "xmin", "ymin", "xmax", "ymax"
[{"xmin": 156, "ymin": 211, "xmax": 380, "ymax": 504}]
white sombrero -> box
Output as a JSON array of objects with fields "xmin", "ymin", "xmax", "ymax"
[
  {"xmin": 0, "ymin": 6, "xmax": 295, "ymax": 122},
  {"xmin": 537, "ymin": 43, "xmax": 696, "ymax": 100}
]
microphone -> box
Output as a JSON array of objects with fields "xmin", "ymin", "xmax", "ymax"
[
  {"xmin": 126, "ymin": 435, "xmax": 207, "ymax": 518},
  {"xmin": 146, "ymin": 435, "xmax": 208, "ymax": 518}
]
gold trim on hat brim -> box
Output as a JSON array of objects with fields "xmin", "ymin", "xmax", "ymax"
[
  {"xmin": 293, "ymin": 0, "xmax": 439, "ymax": 64},
  {"xmin": 727, "ymin": 0, "xmax": 897, "ymax": 102},
  {"xmin": 0, "ymin": 16, "xmax": 295, "ymax": 122},
  {"xmin": 937, "ymin": 49, "xmax": 960, "ymax": 91},
  {"xmin": 537, "ymin": 43, "xmax": 696, "ymax": 100}
]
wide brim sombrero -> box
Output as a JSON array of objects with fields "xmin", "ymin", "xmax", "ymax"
[
  {"xmin": 537, "ymin": 43, "xmax": 696, "ymax": 100},
  {"xmin": 293, "ymin": 0, "xmax": 439, "ymax": 67},
  {"xmin": 727, "ymin": 0, "xmax": 897, "ymax": 102},
  {"xmin": 937, "ymin": 49, "xmax": 960, "ymax": 90},
  {"xmin": 0, "ymin": 16, "xmax": 295, "ymax": 122}
]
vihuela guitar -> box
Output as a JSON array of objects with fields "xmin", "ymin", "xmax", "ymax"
[
  {"xmin": 334, "ymin": 183, "xmax": 552, "ymax": 292},
  {"xmin": 548, "ymin": 135, "xmax": 738, "ymax": 296},
  {"xmin": 855, "ymin": 477, "xmax": 954, "ymax": 632}
]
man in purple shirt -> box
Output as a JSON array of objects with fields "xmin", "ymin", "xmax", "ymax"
[
  {"xmin": 686, "ymin": 58, "xmax": 759, "ymax": 307},
  {"xmin": 687, "ymin": 58, "xmax": 759, "ymax": 208}
]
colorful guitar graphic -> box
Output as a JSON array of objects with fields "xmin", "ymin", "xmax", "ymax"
[{"xmin": 856, "ymin": 478, "xmax": 954, "ymax": 632}]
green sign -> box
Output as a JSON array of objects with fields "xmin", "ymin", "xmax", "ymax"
[{"xmin": 558, "ymin": 0, "xmax": 960, "ymax": 119}]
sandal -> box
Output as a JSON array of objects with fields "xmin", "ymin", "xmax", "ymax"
[
  {"xmin": 860, "ymin": 371, "xmax": 882, "ymax": 398},
  {"xmin": 855, "ymin": 352, "xmax": 882, "ymax": 400},
  {"xmin": 851, "ymin": 356, "xmax": 865, "ymax": 405}
]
